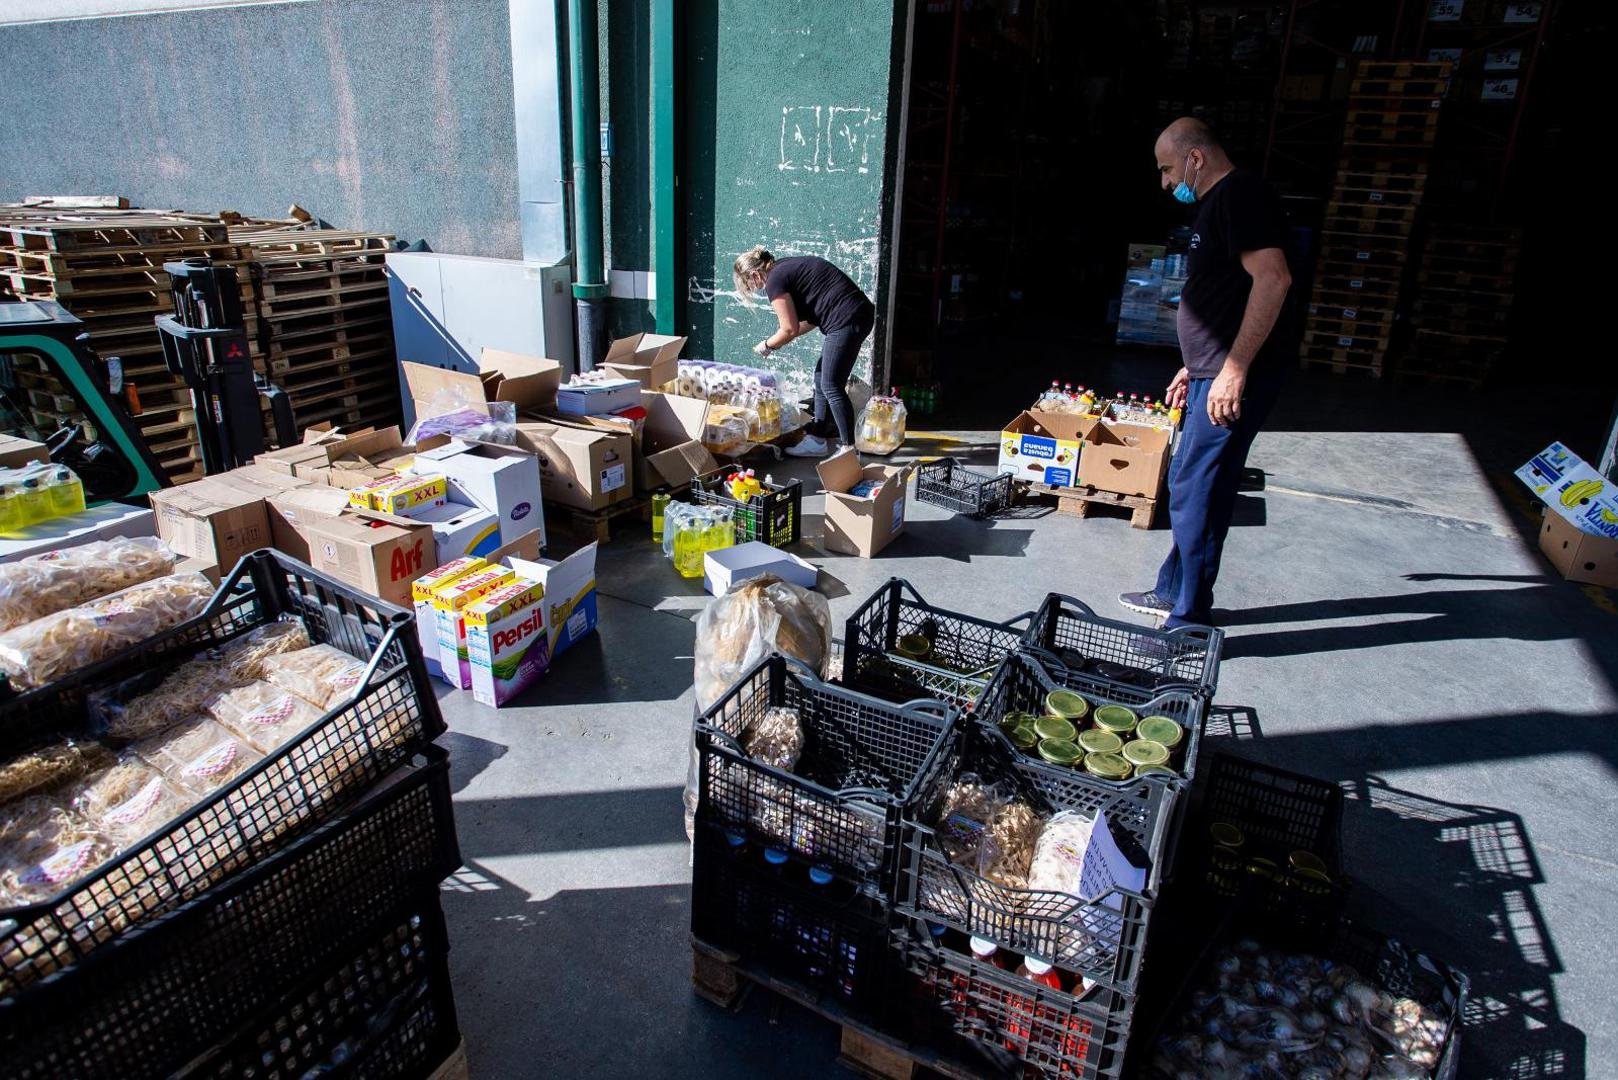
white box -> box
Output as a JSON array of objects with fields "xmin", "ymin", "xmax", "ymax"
[
  {"xmin": 703, "ymin": 542, "xmax": 818, "ymax": 595},
  {"xmin": 1516, "ymin": 442, "xmax": 1618, "ymax": 541},
  {"xmin": 465, "ymin": 577, "xmax": 550, "ymax": 707},
  {"xmin": 412, "ymin": 441, "xmax": 546, "ymax": 551},
  {"xmin": 0, "ymin": 504, "xmax": 156, "ymax": 564},
  {"xmin": 412, "ymin": 557, "xmax": 488, "ymax": 680},
  {"xmin": 556, "ymin": 378, "xmax": 642, "ymax": 416},
  {"xmin": 509, "ymin": 542, "xmax": 599, "ymax": 660},
  {"xmin": 412, "ymin": 501, "xmax": 502, "ymax": 565}
]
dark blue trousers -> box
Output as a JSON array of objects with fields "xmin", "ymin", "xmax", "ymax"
[{"xmin": 1154, "ymin": 375, "xmax": 1280, "ymax": 627}]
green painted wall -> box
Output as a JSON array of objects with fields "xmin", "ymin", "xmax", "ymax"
[
  {"xmin": 680, "ymin": 0, "xmax": 898, "ymax": 384},
  {"xmin": 601, "ymin": 0, "xmax": 659, "ymax": 336}
]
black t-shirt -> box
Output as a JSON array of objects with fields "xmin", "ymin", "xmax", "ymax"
[
  {"xmin": 1176, "ymin": 170, "xmax": 1297, "ymax": 378},
  {"xmin": 765, "ymin": 256, "xmax": 873, "ymax": 335}
]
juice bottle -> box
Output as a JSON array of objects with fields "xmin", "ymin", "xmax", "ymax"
[
  {"xmin": 17, "ymin": 471, "xmax": 52, "ymax": 525},
  {"xmin": 48, "ymin": 466, "xmax": 85, "ymax": 517},
  {"xmin": 969, "ymin": 936, "xmax": 1009, "ymax": 971},
  {"xmin": 0, "ymin": 483, "xmax": 20, "ymax": 533}
]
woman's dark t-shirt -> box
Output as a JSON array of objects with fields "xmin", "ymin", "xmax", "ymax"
[{"xmin": 764, "ymin": 256, "xmax": 873, "ymax": 335}]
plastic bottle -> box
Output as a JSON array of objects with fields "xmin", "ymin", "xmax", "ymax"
[
  {"xmin": 1019, "ymin": 956, "xmax": 1065, "ymax": 991},
  {"xmin": 0, "ymin": 483, "xmax": 19, "ymax": 533},
  {"xmin": 702, "ymin": 506, "xmax": 735, "ymax": 558},
  {"xmin": 675, "ymin": 510, "xmax": 706, "ymax": 577},
  {"xmin": 651, "ymin": 493, "xmax": 670, "ymax": 543},
  {"xmin": 46, "ymin": 466, "xmax": 85, "ymax": 517},
  {"xmin": 17, "ymin": 471, "xmax": 52, "ymax": 525},
  {"xmin": 969, "ymin": 936, "xmax": 1010, "ymax": 971}
]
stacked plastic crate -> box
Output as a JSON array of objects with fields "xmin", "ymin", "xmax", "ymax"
[
  {"xmin": 1302, "ymin": 61, "xmax": 1451, "ymax": 379},
  {"xmin": 0, "ymin": 552, "xmax": 465, "ymax": 1078}
]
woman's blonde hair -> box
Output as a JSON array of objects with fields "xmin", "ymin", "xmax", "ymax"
[{"xmin": 732, "ymin": 246, "xmax": 774, "ymax": 303}]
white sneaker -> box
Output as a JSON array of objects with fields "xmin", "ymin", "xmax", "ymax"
[{"xmin": 786, "ymin": 434, "xmax": 830, "ymax": 458}]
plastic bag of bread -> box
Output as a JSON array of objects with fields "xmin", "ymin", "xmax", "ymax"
[
  {"xmin": 0, "ymin": 796, "xmax": 119, "ymax": 907},
  {"xmin": 692, "ymin": 576, "xmax": 832, "ymax": 710},
  {"xmin": 207, "ymin": 680, "xmax": 324, "ymax": 754},
  {"xmin": 88, "ymin": 620, "xmax": 314, "ymax": 740},
  {"xmin": 0, "ymin": 737, "xmax": 114, "ymax": 804},
  {"xmin": 0, "ymin": 572, "xmax": 215, "ymax": 691},
  {"xmin": 133, "ymin": 717, "xmax": 263, "ymax": 800},
  {"xmin": 261, "ymin": 643, "xmax": 369, "ymax": 710},
  {"xmin": 0, "ymin": 537, "xmax": 178, "ymax": 634},
  {"xmin": 73, "ymin": 752, "xmax": 196, "ymax": 848}
]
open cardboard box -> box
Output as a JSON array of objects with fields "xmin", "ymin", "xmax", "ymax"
[
  {"xmin": 997, "ymin": 410, "xmax": 1090, "ymax": 488},
  {"xmin": 637, "ymin": 391, "xmax": 718, "ymax": 491},
  {"xmin": 1077, "ymin": 420, "xmax": 1172, "ymax": 498},
  {"xmin": 410, "ymin": 441, "xmax": 546, "ymax": 551},
  {"xmin": 403, "ymin": 349, "xmax": 562, "ymax": 423},
  {"xmin": 1540, "ymin": 510, "xmax": 1618, "ymax": 588},
  {"xmin": 514, "ymin": 419, "xmax": 634, "ymax": 511},
  {"xmin": 602, "ymin": 332, "xmax": 686, "ymax": 390},
  {"xmin": 817, "ymin": 447, "xmax": 913, "ymax": 558}
]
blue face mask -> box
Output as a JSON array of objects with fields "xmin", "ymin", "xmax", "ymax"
[{"xmin": 1172, "ymin": 154, "xmax": 1199, "ymax": 204}]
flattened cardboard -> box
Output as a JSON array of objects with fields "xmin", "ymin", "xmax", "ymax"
[
  {"xmin": 515, "ymin": 420, "xmax": 634, "ymax": 511},
  {"xmin": 1540, "ymin": 510, "xmax": 1618, "ymax": 588},
  {"xmin": 1516, "ymin": 442, "xmax": 1618, "ymax": 541},
  {"xmin": 148, "ymin": 478, "xmax": 273, "ymax": 570},
  {"xmin": 0, "ymin": 435, "xmax": 50, "ymax": 470},
  {"xmin": 403, "ymin": 350, "xmax": 562, "ymax": 420},
  {"xmin": 1077, "ymin": 420, "xmax": 1172, "ymax": 498},
  {"xmin": 997, "ymin": 411, "xmax": 1090, "ymax": 488},
  {"xmin": 602, "ymin": 332, "xmax": 686, "ymax": 389},
  {"xmin": 509, "ymin": 541, "xmax": 599, "ymax": 660},
  {"xmin": 817, "ymin": 448, "xmax": 913, "ymax": 558}
]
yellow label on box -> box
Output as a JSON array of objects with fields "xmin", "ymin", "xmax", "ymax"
[
  {"xmin": 374, "ymin": 474, "xmax": 447, "ymax": 515},
  {"xmin": 348, "ymin": 473, "xmax": 404, "ymax": 510},
  {"xmin": 413, "ymin": 556, "xmax": 486, "ymax": 603},
  {"xmin": 431, "ymin": 566, "xmax": 515, "ymax": 612},
  {"xmin": 464, "ymin": 579, "xmax": 546, "ymax": 628}
]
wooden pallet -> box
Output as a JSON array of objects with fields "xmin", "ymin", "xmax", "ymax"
[
  {"xmin": 1355, "ymin": 61, "xmax": 1452, "ymax": 80},
  {"xmin": 1299, "ymin": 352, "xmax": 1385, "ymax": 378},
  {"xmin": 691, "ymin": 937, "xmax": 982, "ymax": 1080},
  {"xmin": 1348, "ymin": 77, "xmax": 1449, "ymax": 98},
  {"xmin": 1310, "ymin": 291, "xmax": 1396, "ymax": 320},
  {"xmin": 545, "ymin": 495, "xmax": 652, "ymax": 544},
  {"xmin": 1324, "ymin": 199, "xmax": 1420, "ymax": 222},
  {"xmin": 1022, "ymin": 482, "xmax": 1159, "ymax": 529},
  {"xmin": 1313, "ymin": 272, "xmax": 1402, "ymax": 298}
]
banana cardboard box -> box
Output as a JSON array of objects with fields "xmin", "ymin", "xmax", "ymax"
[
  {"xmin": 1516, "ymin": 442, "xmax": 1618, "ymax": 541},
  {"xmin": 997, "ymin": 411, "xmax": 1092, "ymax": 488}
]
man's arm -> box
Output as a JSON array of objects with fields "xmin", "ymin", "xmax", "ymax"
[{"xmin": 1207, "ymin": 246, "xmax": 1291, "ymax": 425}]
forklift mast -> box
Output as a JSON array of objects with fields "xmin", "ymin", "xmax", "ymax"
[{"xmin": 156, "ymin": 258, "xmax": 295, "ymax": 474}]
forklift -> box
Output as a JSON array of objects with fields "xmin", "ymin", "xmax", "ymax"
[{"xmin": 0, "ymin": 259, "xmax": 295, "ymax": 507}]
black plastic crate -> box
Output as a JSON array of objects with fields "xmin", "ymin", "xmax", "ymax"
[
  {"xmin": 914, "ymin": 458, "xmax": 1015, "ymax": 518},
  {"xmin": 1024, "ymin": 593, "xmax": 1224, "ymax": 700},
  {"xmin": 1142, "ymin": 904, "xmax": 1468, "ymax": 1080},
  {"xmin": 188, "ymin": 891, "xmax": 459, "ymax": 1080},
  {"xmin": 891, "ymin": 919, "xmax": 1135, "ymax": 1080},
  {"xmin": 976, "ymin": 652, "xmax": 1206, "ymax": 788},
  {"xmin": 1194, "ymin": 753, "xmax": 1347, "ymax": 926},
  {"xmin": 695, "ymin": 654, "xmax": 958, "ymax": 893},
  {"xmin": 690, "ymin": 468, "xmax": 803, "ymax": 547},
  {"xmin": 1, "ymin": 750, "xmax": 459, "ymax": 1079},
  {"xmin": 0, "ymin": 550, "xmax": 446, "ymax": 997},
  {"xmin": 691, "ymin": 825, "xmax": 892, "ymax": 1018},
  {"xmin": 896, "ymin": 727, "xmax": 1178, "ymax": 996},
  {"xmin": 842, "ymin": 579, "xmax": 1034, "ymax": 710}
]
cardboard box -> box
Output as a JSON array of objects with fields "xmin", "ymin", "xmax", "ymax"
[
  {"xmin": 227, "ymin": 465, "xmax": 314, "ymax": 493},
  {"xmin": 149, "ymin": 478, "xmax": 273, "ymax": 571},
  {"xmin": 0, "ymin": 435, "xmax": 50, "ymax": 470},
  {"xmin": 1540, "ymin": 510, "xmax": 1618, "ymax": 588},
  {"xmin": 253, "ymin": 424, "xmax": 368, "ymax": 475},
  {"xmin": 413, "ymin": 556, "xmax": 488, "ymax": 680},
  {"xmin": 997, "ymin": 411, "xmax": 1089, "ymax": 488},
  {"xmin": 292, "ymin": 427, "xmax": 405, "ymax": 483},
  {"xmin": 304, "ymin": 509, "xmax": 433, "ymax": 608},
  {"xmin": 413, "ymin": 500, "xmax": 502, "ymax": 565},
  {"xmin": 817, "ymin": 448, "xmax": 912, "ymax": 558},
  {"xmin": 411, "ymin": 441, "xmax": 546, "ymax": 550},
  {"xmin": 602, "ymin": 332, "xmax": 686, "ymax": 390},
  {"xmin": 1077, "ymin": 421, "xmax": 1172, "ymax": 498},
  {"xmin": 465, "ymin": 578, "xmax": 550, "ymax": 707},
  {"xmin": 267, "ymin": 487, "xmax": 352, "ymax": 562},
  {"xmin": 515, "ymin": 420, "xmax": 633, "ymax": 511},
  {"xmin": 432, "ymin": 565, "xmax": 516, "ymax": 688},
  {"xmin": 637, "ymin": 391, "xmax": 718, "ymax": 491},
  {"xmin": 556, "ymin": 378, "xmax": 643, "ymax": 417},
  {"xmin": 175, "ymin": 555, "xmax": 221, "ymax": 585},
  {"xmin": 1516, "ymin": 442, "xmax": 1618, "ymax": 541},
  {"xmin": 704, "ymin": 541, "xmax": 818, "ymax": 595},
  {"xmin": 510, "ymin": 542, "xmax": 599, "ymax": 660},
  {"xmin": 403, "ymin": 350, "xmax": 562, "ymax": 422}
]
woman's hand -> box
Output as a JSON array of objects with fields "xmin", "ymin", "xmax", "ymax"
[{"xmin": 754, "ymin": 340, "xmax": 773, "ymax": 358}]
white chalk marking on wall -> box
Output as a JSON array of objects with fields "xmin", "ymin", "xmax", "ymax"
[
  {"xmin": 779, "ymin": 106, "xmax": 822, "ymax": 172},
  {"xmin": 778, "ymin": 105, "xmax": 883, "ymax": 176}
]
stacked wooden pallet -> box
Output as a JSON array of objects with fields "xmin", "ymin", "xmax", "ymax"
[
  {"xmin": 1400, "ymin": 224, "xmax": 1518, "ymax": 388},
  {"xmin": 1302, "ymin": 61, "xmax": 1450, "ymax": 379},
  {"xmin": 0, "ymin": 212, "xmax": 251, "ymax": 481},
  {"xmin": 233, "ymin": 227, "xmax": 401, "ymax": 432}
]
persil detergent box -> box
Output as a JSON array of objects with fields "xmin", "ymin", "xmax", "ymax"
[
  {"xmin": 431, "ymin": 566, "xmax": 515, "ymax": 688},
  {"xmin": 509, "ymin": 542, "xmax": 598, "ymax": 662},
  {"xmin": 465, "ymin": 578, "xmax": 550, "ymax": 707},
  {"xmin": 372, "ymin": 473, "xmax": 449, "ymax": 519},
  {"xmin": 412, "ymin": 556, "xmax": 487, "ymax": 679}
]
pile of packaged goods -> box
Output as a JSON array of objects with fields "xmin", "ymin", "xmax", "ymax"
[
  {"xmin": 0, "ymin": 463, "xmax": 86, "ymax": 532},
  {"xmin": 673, "ymin": 360, "xmax": 793, "ymax": 444},
  {"xmin": 0, "ymin": 544, "xmax": 464, "ymax": 1079},
  {"xmin": 854, "ymin": 388, "xmax": 908, "ymax": 456},
  {"xmin": 686, "ymin": 579, "xmax": 1467, "ymax": 1079},
  {"xmin": 1033, "ymin": 382, "xmax": 1181, "ymax": 426}
]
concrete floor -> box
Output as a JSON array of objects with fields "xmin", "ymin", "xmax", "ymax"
[{"xmin": 435, "ymin": 370, "xmax": 1617, "ymax": 1080}]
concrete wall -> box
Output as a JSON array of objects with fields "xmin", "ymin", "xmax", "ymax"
[{"xmin": 0, "ymin": 0, "xmax": 521, "ymax": 258}]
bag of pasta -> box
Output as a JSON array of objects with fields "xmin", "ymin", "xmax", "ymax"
[
  {"xmin": 0, "ymin": 537, "xmax": 178, "ymax": 634},
  {"xmin": 261, "ymin": 644, "xmax": 370, "ymax": 710},
  {"xmin": 0, "ymin": 737, "xmax": 114, "ymax": 804},
  {"xmin": 133, "ymin": 718, "xmax": 263, "ymax": 800},
  {"xmin": 207, "ymin": 680, "xmax": 325, "ymax": 755},
  {"xmin": 73, "ymin": 752, "xmax": 196, "ymax": 848},
  {"xmin": 933, "ymin": 774, "xmax": 1042, "ymax": 891},
  {"xmin": 0, "ymin": 572, "xmax": 215, "ymax": 692},
  {"xmin": 88, "ymin": 620, "xmax": 314, "ymax": 741},
  {"xmin": 692, "ymin": 577, "xmax": 832, "ymax": 711},
  {"xmin": 0, "ymin": 796, "xmax": 119, "ymax": 907}
]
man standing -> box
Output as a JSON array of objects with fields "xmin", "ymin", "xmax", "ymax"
[{"xmin": 1119, "ymin": 118, "xmax": 1296, "ymax": 629}]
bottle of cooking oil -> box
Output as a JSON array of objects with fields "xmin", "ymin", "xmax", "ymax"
[
  {"xmin": 0, "ymin": 482, "xmax": 21, "ymax": 533},
  {"xmin": 48, "ymin": 466, "xmax": 85, "ymax": 517},
  {"xmin": 17, "ymin": 470, "xmax": 52, "ymax": 525},
  {"xmin": 674, "ymin": 509, "xmax": 706, "ymax": 578}
]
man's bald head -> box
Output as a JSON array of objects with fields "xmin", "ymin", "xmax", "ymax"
[
  {"xmin": 1155, "ymin": 117, "xmax": 1231, "ymax": 197},
  {"xmin": 1156, "ymin": 117, "xmax": 1223, "ymax": 160}
]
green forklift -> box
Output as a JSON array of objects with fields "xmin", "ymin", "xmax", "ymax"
[{"xmin": 0, "ymin": 259, "xmax": 295, "ymax": 508}]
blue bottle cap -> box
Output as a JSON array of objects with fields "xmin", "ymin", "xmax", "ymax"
[
  {"xmin": 763, "ymin": 848, "xmax": 789, "ymax": 866},
  {"xmin": 927, "ymin": 922, "xmax": 948, "ymax": 939},
  {"xmin": 808, "ymin": 866, "xmax": 834, "ymax": 886}
]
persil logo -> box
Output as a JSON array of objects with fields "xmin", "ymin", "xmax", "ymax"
[
  {"xmin": 1021, "ymin": 436, "xmax": 1056, "ymax": 461},
  {"xmin": 493, "ymin": 609, "xmax": 546, "ymax": 651}
]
